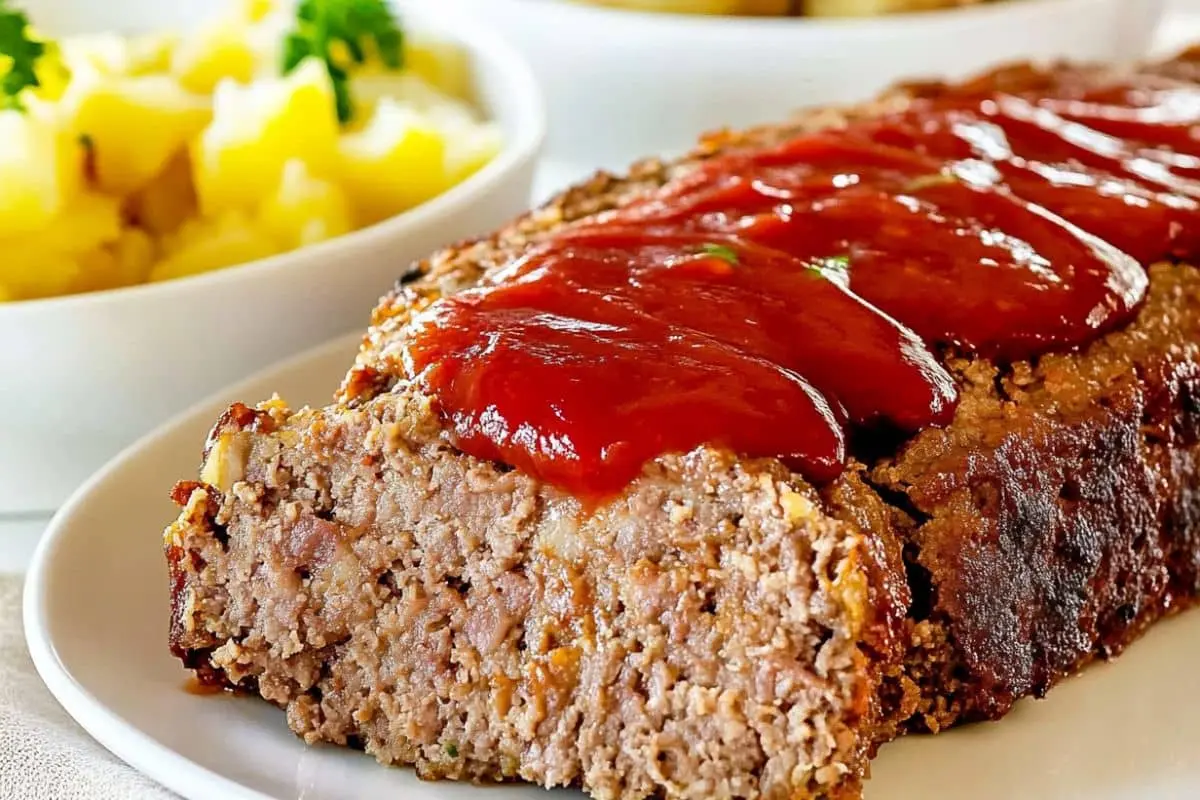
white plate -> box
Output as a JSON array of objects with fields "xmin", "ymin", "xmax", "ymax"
[{"xmin": 23, "ymin": 335, "xmax": 1200, "ymax": 800}]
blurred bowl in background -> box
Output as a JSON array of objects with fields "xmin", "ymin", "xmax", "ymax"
[
  {"xmin": 0, "ymin": 0, "xmax": 545, "ymax": 515},
  {"xmin": 445, "ymin": 0, "xmax": 1166, "ymax": 184}
]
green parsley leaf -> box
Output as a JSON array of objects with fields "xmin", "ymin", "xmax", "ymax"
[
  {"xmin": 77, "ymin": 132, "xmax": 96, "ymax": 180},
  {"xmin": 0, "ymin": 1, "xmax": 46, "ymax": 112},
  {"xmin": 903, "ymin": 172, "xmax": 957, "ymax": 193},
  {"xmin": 444, "ymin": 742, "xmax": 459, "ymax": 758},
  {"xmin": 282, "ymin": 0, "xmax": 405, "ymax": 124},
  {"xmin": 808, "ymin": 254, "xmax": 850, "ymax": 279},
  {"xmin": 698, "ymin": 243, "xmax": 739, "ymax": 264}
]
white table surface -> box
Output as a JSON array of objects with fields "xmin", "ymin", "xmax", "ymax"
[{"xmin": 3, "ymin": 4, "xmax": 1199, "ymax": 577}]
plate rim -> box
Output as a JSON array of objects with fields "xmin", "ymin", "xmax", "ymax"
[{"xmin": 22, "ymin": 332, "xmax": 363, "ymax": 800}]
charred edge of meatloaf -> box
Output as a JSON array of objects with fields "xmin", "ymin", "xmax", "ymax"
[
  {"xmin": 165, "ymin": 391, "xmax": 894, "ymax": 800},
  {"xmin": 856, "ymin": 261, "xmax": 1200, "ymax": 744}
]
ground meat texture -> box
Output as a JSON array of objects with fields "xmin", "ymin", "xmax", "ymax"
[{"xmin": 166, "ymin": 57, "xmax": 1200, "ymax": 800}]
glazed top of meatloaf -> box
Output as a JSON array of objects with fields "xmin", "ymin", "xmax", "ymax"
[{"xmin": 327, "ymin": 52, "xmax": 1200, "ymax": 505}]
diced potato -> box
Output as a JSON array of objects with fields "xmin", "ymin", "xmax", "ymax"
[
  {"xmin": 802, "ymin": 0, "xmax": 978, "ymax": 13},
  {"xmin": 404, "ymin": 37, "xmax": 473, "ymax": 100},
  {"xmin": 57, "ymin": 191, "xmax": 123, "ymax": 251},
  {"xmin": 447, "ymin": 124, "xmax": 503, "ymax": 184},
  {"xmin": 151, "ymin": 212, "xmax": 282, "ymax": 282},
  {"xmin": 354, "ymin": 34, "xmax": 472, "ymax": 99},
  {"xmin": 240, "ymin": 3, "xmax": 293, "ymax": 71},
  {"xmin": 60, "ymin": 33, "xmax": 129, "ymax": 77},
  {"xmin": 110, "ymin": 226, "xmax": 157, "ymax": 286},
  {"xmin": 337, "ymin": 99, "xmax": 448, "ymax": 226},
  {"xmin": 124, "ymin": 150, "xmax": 199, "ymax": 237},
  {"xmin": 33, "ymin": 41, "xmax": 72, "ymax": 102},
  {"xmin": 239, "ymin": 0, "xmax": 278, "ymax": 22},
  {"xmin": 193, "ymin": 58, "xmax": 340, "ymax": 216},
  {"xmin": 66, "ymin": 74, "xmax": 212, "ymax": 194},
  {"xmin": 0, "ymin": 106, "xmax": 83, "ymax": 239},
  {"xmin": 126, "ymin": 33, "xmax": 180, "ymax": 75},
  {"xmin": 72, "ymin": 227, "xmax": 157, "ymax": 294},
  {"xmin": 0, "ymin": 192, "xmax": 122, "ymax": 300},
  {"xmin": 259, "ymin": 160, "xmax": 352, "ymax": 249},
  {"xmin": 578, "ymin": 0, "xmax": 766, "ymax": 12},
  {"xmin": 0, "ymin": 249, "xmax": 83, "ymax": 301},
  {"xmin": 59, "ymin": 32, "xmax": 178, "ymax": 79},
  {"xmin": 423, "ymin": 105, "xmax": 503, "ymax": 183},
  {"xmin": 171, "ymin": 18, "xmax": 258, "ymax": 94},
  {"xmin": 350, "ymin": 72, "xmax": 457, "ymax": 119}
]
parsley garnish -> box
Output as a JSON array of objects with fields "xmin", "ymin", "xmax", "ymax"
[
  {"xmin": 903, "ymin": 172, "xmax": 957, "ymax": 193},
  {"xmin": 282, "ymin": 0, "xmax": 404, "ymax": 124},
  {"xmin": 78, "ymin": 132, "xmax": 96, "ymax": 181},
  {"xmin": 444, "ymin": 742, "xmax": 459, "ymax": 758},
  {"xmin": 699, "ymin": 243, "xmax": 739, "ymax": 264},
  {"xmin": 0, "ymin": 1, "xmax": 46, "ymax": 112},
  {"xmin": 808, "ymin": 254, "xmax": 851, "ymax": 279}
]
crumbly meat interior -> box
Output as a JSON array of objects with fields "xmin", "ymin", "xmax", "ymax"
[
  {"xmin": 167, "ymin": 56, "xmax": 1200, "ymax": 800},
  {"xmin": 170, "ymin": 404, "xmax": 904, "ymax": 799}
]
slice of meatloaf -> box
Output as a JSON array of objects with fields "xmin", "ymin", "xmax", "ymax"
[
  {"xmin": 170, "ymin": 407, "xmax": 903, "ymax": 799},
  {"xmin": 166, "ymin": 58, "xmax": 1200, "ymax": 800}
]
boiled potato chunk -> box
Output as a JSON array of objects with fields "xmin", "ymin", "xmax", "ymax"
[
  {"xmin": 60, "ymin": 32, "xmax": 178, "ymax": 78},
  {"xmin": 58, "ymin": 191, "xmax": 124, "ymax": 249},
  {"xmin": 404, "ymin": 37, "xmax": 473, "ymax": 100},
  {"xmin": 32, "ymin": 41, "xmax": 72, "ymax": 102},
  {"xmin": 124, "ymin": 150, "xmax": 199, "ymax": 237},
  {"xmin": 337, "ymin": 100, "xmax": 448, "ymax": 226},
  {"xmin": 259, "ymin": 160, "xmax": 352, "ymax": 249},
  {"xmin": 579, "ymin": 0, "xmax": 790, "ymax": 13},
  {"xmin": 193, "ymin": 58, "xmax": 340, "ymax": 216},
  {"xmin": 802, "ymin": 0, "xmax": 979, "ymax": 13},
  {"xmin": 239, "ymin": 0, "xmax": 279, "ymax": 22},
  {"xmin": 68, "ymin": 75, "xmax": 212, "ymax": 194},
  {"xmin": 447, "ymin": 123, "xmax": 502, "ymax": 184},
  {"xmin": 126, "ymin": 33, "xmax": 180, "ymax": 75},
  {"xmin": 349, "ymin": 72, "xmax": 464, "ymax": 123},
  {"xmin": 0, "ymin": 106, "xmax": 82, "ymax": 239},
  {"xmin": 346, "ymin": 71, "xmax": 481, "ymax": 139},
  {"xmin": 0, "ymin": 192, "xmax": 123, "ymax": 300},
  {"xmin": 72, "ymin": 227, "xmax": 157, "ymax": 294},
  {"xmin": 424, "ymin": 104, "xmax": 503, "ymax": 183},
  {"xmin": 576, "ymin": 0, "xmax": 980, "ymax": 12},
  {"xmin": 0, "ymin": 250, "xmax": 82, "ymax": 301},
  {"xmin": 171, "ymin": 18, "xmax": 258, "ymax": 94},
  {"xmin": 151, "ymin": 212, "xmax": 282, "ymax": 282},
  {"xmin": 60, "ymin": 34, "xmax": 129, "ymax": 77}
]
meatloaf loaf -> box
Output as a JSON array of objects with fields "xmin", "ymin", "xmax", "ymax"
[{"xmin": 166, "ymin": 53, "xmax": 1200, "ymax": 799}]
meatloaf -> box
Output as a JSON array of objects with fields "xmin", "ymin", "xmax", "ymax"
[{"xmin": 166, "ymin": 53, "xmax": 1200, "ymax": 799}]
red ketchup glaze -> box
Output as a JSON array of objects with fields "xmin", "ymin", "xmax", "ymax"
[{"xmin": 403, "ymin": 73, "xmax": 1200, "ymax": 503}]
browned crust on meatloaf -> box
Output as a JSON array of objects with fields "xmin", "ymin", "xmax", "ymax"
[{"xmin": 167, "ymin": 55, "xmax": 1200, "ymax": 799}]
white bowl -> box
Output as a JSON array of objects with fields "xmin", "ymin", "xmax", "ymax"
[
  {"xmin": 445, "ymin": 0, "xmax": 1166, "ymax": 182},
  {"xmin": 0, "ymin": 0, "xmax": 546, "ymax": 515}
]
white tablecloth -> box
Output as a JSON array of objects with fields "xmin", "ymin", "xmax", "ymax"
[{"xmin": 0, "ymin": 575, "xmax": 176, "ymax": 800}]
